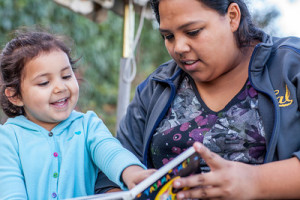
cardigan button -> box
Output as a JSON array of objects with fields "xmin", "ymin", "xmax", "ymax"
[
  {"xmin": 52, "ymin": 192, "xmax": 57, "ymax": 198},
  {"xmin": 53, "ymin": 172, "xmax": 58, "ymax": 178}
]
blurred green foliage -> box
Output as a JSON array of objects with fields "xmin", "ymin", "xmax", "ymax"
[
  {"xmin": 0, "ymin": 0, "xmax": 278, "ymax": 133},
  {"xmin": 0, "ymin": 0, "xmax": 170, "ymax": 133}
]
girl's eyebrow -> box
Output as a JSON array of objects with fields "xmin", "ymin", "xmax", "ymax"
[
  {"xmin": 61, "ymin": 66, "xmax": 72, "ymax": 72},
  {"xmin": 32, "ymin": 66, "xmax": 71, "ymax": 81}
]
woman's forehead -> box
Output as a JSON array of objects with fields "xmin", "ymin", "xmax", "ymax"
[{"xmin": 158, "ymin": 0, "xmax": 220, "ymax": 28}]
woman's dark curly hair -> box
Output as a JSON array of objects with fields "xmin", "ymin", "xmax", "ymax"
[
  {"xmin": 0, "ymin": 27, "xmax": 77, "ymax": 117},
  {"xmin": 150, "ymin": 0, "xmax": 264, "ymax": 48}
]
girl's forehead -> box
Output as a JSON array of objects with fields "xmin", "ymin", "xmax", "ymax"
[{"xmin": 22, "ymin": 50, "xmax": 71, "ymax": 79}]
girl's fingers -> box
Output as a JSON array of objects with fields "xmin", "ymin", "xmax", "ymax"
[{"xmin": 135, "ymin": 169, "xmax": 157, "ymax": 183}]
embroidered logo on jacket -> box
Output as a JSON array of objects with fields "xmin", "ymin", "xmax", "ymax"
[{"xmin": 274, "ymin": 84, "xmax": 293, "ymax": 107}]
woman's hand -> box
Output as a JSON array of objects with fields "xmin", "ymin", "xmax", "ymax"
[
  {"xmin": 173, "ymin": 142, "xmax": 258, "ymax": 200},
  {"xmin": 122, "ymin": 165, "xmax": 156, "ymax": 189}
]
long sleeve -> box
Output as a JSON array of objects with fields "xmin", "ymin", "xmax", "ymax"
[
  {"xmin": 94, "ymin": 84, "xmax": 149, "ymax": 193},
  {"xmin": 84, "ymin": 111, "xmax": 146, "ymax": 190},
  {"xmin": 0, "ymin": 126, "xmax": 28, "ymax": 200}
]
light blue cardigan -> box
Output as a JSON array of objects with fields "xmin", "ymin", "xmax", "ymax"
[{"xmin": 0, "ymin": 111, "xmax": 145, "ymax": 199}]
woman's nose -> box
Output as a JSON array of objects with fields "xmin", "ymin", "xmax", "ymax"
[{"xmin": 174, "ymin": 37, "xmax": 190, "ymax": 56}]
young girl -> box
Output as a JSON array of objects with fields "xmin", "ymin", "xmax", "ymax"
[{"xmin": 0, "ymin": 29, "xmax": 154, "ymax": 199}]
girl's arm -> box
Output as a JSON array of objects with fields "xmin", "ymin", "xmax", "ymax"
[
  {"xmin": 0, "ymin": 126, "xmax": 28, "ymax": 199},
  {"xmin": 85, "ymin": 111, "xmax": 146, "ymax": 190},
  {"xmin": 173, "ymin": 142, "xmax": 300, "ymax": 199}
]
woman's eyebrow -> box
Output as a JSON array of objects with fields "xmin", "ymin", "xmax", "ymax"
[{"xmin": 159, "ymin": 21, "xmax": 203, "ymax": 33}]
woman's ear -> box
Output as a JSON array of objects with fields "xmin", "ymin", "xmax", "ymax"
[
  {"xmin": 5, "ymin": 87, "xmax": 24, "ymax": 107},
  {"xmin": 227, "ymin": 3, "xmax": 241, "ymax": 32}
]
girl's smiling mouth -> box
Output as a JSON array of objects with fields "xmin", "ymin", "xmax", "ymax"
[{"xmin": 51, "ymin": 98, "xmax": 69, "ymax": 109}]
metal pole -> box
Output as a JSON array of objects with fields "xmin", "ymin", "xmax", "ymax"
[{"xmin": 116, "ymin": 0, "xmax": 135, "ymax": 130}]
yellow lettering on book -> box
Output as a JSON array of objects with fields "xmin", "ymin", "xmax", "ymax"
[{"xmin": 150, "ymin": 185, "xmax": 155, "ymax": 193}]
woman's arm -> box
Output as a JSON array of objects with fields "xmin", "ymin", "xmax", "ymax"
[{"xmin": 173, "ymin": 142, "xmax": 300, "ymax": 200}]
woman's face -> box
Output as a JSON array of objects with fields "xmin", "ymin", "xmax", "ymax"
[{"xmin": 159, "ymin": 0, "xmax": 242, "ymax": 83}]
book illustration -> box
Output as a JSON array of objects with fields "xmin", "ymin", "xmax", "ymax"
[{"xmin": 134, "ymin": 149, "xmax": 201, "ymax": 200}]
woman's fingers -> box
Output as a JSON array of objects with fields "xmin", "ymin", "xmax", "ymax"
[
  {"xmin": 193, "ymin": 142, "xmax": 225, "ymax": 170},
  {"xmin": 176, "ymin": 185, "xmax": 224, "ymax": 200},
  {"xmin": 172, "ymin": 142, "xmax": 227, "ymax": 190},
  {"xmin": 172, "ymin": 142, "xmax": 238, "ymax": 199},
  {"xmin": 173, "ymin": 172, "xmax": 215, "ymax": 188}
]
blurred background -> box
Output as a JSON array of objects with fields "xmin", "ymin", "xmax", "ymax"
[{"xmin": 0, "ymin": 0, "xmax": 299, "ymax": 134}]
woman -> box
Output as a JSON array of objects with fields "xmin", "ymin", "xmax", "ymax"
[{"xmin": 96, "ymin": 0, "xmax": 300, "ymax": 199}]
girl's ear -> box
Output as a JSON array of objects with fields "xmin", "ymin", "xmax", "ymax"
[
  {"xmin": 5, "ymin": 87, "xmax": 24, "ymax": 107},
  {"xmin": 227, "ymin": 3, "xmax": 241, "ymax": 32}
]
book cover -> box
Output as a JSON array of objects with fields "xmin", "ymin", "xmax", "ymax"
[{"xmin": 68, "ymin": 146, "xmax": 201, "ymax": 200}]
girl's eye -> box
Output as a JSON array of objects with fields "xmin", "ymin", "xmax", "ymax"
[
  {"xmin": 62, "ymin": 75, "xmax": 72, "ymax": 79},
  {"xmin": 187, "ymin": 29, "xmax": 201, "ymax": 36},
  {"xmin": 38, "ymin": 81, "xmax": 49, "ymax": 86}
]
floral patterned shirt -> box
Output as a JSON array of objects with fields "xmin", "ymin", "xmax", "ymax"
[{"xmin": 150, "ymin": 75, "xmax": 266, "ymax": 172}]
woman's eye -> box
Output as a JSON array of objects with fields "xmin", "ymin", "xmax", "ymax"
[
  {"xmin": 187, "ymin": 29, "xmax": 201, "ymax": 36},
  {"xmin": 162, "ymin": 34, "xmax": 174, "ymax": 40}
]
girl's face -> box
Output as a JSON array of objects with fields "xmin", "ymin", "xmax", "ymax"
[
  {"xmin": 159, "ymin": 0, "xmax": 242, "ymax": 84},
  {"xmin": 16, "ymin": 50, "xmax": 79, "ymax": 131}
]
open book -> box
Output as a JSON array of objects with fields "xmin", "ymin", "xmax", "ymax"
[{"xmin": 68, "ymin": 146, "xmax": 202, "ymax": 200}]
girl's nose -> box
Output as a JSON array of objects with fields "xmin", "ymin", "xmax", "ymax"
[{"xmin": 53, "ymin": 80, "xmax": 67, "ymax": 94}]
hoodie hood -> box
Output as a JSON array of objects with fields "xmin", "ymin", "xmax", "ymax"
[{"xmin": 5, "ymin": 110, "xmax": 83, "ymax": 134}]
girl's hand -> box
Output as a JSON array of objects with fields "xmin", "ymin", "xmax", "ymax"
[
  {"xmin": 122, "ymin": 165, "xmax": 156, "ymax": 189},
  {"xmin": 173, "ymin": 142, "xmax": 258, "ymax": 200}
]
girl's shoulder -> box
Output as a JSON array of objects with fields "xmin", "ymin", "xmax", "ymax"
[
  {"xmin": 71, "ymin": 110, "xmax": 102, "ymax": 122},
  {"xmin": 0, "ymin": 122, "xmax": 19, "ymax": 146},
  {"xmin": 67, "ymin": 110, "xmax": 106, "ymax": 130}
]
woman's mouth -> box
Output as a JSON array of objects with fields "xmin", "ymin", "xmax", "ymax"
[
  {"xmin": 181, "ymin": 60, "xmax": 199, "ymax": 71},
  {"xmin": 183, "ymin": 60, "xmax": 197, "ymax": 65}
]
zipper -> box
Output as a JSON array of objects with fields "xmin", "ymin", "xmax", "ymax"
[
  {"xmin": 142, "ymin": 70, "xmax": 182, "ymax": 166},
  {"xmin": 248, "ymin": 43, "xmax": 279, "ymax": 163}
]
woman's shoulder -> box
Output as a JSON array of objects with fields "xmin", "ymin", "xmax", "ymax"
[
  {"xmin": 152, "ymin": 59, "xmax": 180, "ymax": 77},
  {"xmin": 272, "ymin": 36, "xmax": 300, "ymax": 52},
  {"xmin": 137, "ymin": 59, "xmax": 182, "ymax": 91}
]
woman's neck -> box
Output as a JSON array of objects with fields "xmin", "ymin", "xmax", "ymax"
[{"xmin": 194, "ymin": 46, "xmax": 254, "ymax": 112}]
